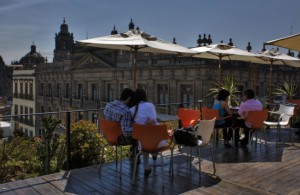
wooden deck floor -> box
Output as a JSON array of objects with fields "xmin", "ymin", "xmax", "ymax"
[{"xmin": 1, "ymin": 129, "xmax": 300, "ymax": 195}]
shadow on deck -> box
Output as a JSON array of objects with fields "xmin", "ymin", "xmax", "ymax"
[{"xmin": 0, "ymin": 129, "xmax": 300, "ymax": 195}]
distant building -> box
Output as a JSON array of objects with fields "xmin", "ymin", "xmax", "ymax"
[
  {"xmin": 0, "ymin": 56, "xmax": 13, "ymax": 100},
  {"xmin": 8, "ymin": 19, "xmax": 300, "ymax": 137},
  {"xmin": 10, "ymin": 43, "xmax": 44, "ymax": 136}
]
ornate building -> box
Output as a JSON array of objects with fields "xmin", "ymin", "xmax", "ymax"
[
  {"xmin": 10, "ymin": 19, "xmax": 300, "ymax": 135},
  {"xmin": 53, "ymin": 18, "xmax": 74, "ymax": 62}
]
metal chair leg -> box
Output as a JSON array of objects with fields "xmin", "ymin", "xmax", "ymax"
[
  {"xmin": 263, "ymin": 129, "xmax": 268, "ymax": 150},
  {"xmin": 132, "ymin": 152, "xmax": 141, "ymax": 185},
  {"xmin": 198, "ymin": 146, "xmax": 201, "ymax": 179},
  {"xmin": 119, "ymin": 147, "xmax": 122, "ymax": 179},
  {"xmin": 99, "ymin": 144, "xmax": 108, "ymax": 174},
  {"xmin": 160, "ymin": 153, "xmax": 165, "ymax": 188},
  {"xmin": 209, "ymin": 145, "xmax": 216, "ymax": 175}
]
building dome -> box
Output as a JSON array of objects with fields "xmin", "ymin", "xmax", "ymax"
[{"xmin": 20, "ymin": 42, "xmax": 45, "ymax": 68}]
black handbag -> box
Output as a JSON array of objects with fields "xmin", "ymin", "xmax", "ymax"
[{"xmin": 173, "ymin": 127, "xmax": 198, "ymax": 146}]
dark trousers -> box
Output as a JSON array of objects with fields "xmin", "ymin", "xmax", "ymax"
[
  {"xmin": 216, "ymin": 117, "xmax": 233, "ymax": 141},
  {"xmin": 234, "ymin": 119, "xmax": 250, "ymax": 145}
]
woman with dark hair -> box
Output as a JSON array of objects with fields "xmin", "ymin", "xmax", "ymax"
[
  {"xmin": 130, "ymin": 88, "xmax": 164, "ymax": 176},
  {"xmin": 212, "ymin": 89, "xmax": 233, "ymax": 148}
]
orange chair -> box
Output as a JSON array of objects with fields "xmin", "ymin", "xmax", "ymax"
[
  {"xmin": 98, "ymin": 118, "xmax": 134, "ymax": 179},
  {"xmin": 131, "ymin": 124, "xmax": 172, "ymax": 187},
  {"xmin": 177, "ymin": 108, "xmax": 201, "ymax": 128},
  {"xmin": 245, "ymin": 110, "xmax": 269, "ymax": 149}
]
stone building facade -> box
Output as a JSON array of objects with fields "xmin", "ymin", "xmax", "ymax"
[{"xmin": 33, "ymin": 19, "xmax": 300, "ymax": 125}]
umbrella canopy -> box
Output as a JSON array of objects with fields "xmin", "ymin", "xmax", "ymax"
[
  {"xmin": 264, "ymin": 33, "xmax": 300, "ymax": 52},
  {"xmin": 256, "ymin": 49, "xmax": 300, "ymax": 98},
  {"xmin": 77, "ymin": 30, "xmax": 196, "ymax": 88},
  {"xmin": 191, "ymin": 43, "xmax": 262, "ymax": 88}
]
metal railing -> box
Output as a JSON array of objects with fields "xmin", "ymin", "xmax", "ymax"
[{"xmin": 0, "ymin": 100, "xmax": 206, "ymax": 183}]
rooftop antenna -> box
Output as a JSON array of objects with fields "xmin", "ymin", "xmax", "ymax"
[
  {"xmin": 291, "ymin": 25, "xmax": 293, "ymax": 35},
  {"xmin": 86, "ymin": 31, "xmax": 88, "ymax": 39}
]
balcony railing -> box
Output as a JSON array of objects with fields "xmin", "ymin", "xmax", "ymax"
[{"xmin": 0, "ymin": 100, "xmax": 204, "ymax": 183}]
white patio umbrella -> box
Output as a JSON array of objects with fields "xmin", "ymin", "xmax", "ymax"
[
  {"xmin": 191, "ymin": 43, "xmax": 262, "ymax": 88},
  {"xmin": 77, "ymin": 29, "xmax": 196, "ymax": 88},
  {"xmin": 264, "ymin": 33, "xmax": 300, "ymax": 52},
  {"xmin": 256, "ymin": 49, "xmax": 300, "ymax": 98}
]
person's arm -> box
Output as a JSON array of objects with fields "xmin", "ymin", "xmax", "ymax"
[
  {"xmin": 147, "ymin": 103, "xmax": 159, "ymax": 125},
  {"xmin": 222, "ymin": 101, "xmax": 232, "ymax": 117},
  {"xmin": 238, "ymin": 103, "xmax": 246, "ymax": 118}
]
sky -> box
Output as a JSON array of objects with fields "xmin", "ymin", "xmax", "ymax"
[{"xmin": 0, "ymin": 0, "xmax": 299, "ymax": 65}]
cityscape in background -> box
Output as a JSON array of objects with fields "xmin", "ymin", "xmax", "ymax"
[{"xmin": 0, "ymin": 19, "xmax": 300, "ymax": 138}]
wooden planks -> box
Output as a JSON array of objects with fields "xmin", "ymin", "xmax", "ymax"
[{"xmin": 0, "ymin": 128, "xmax": 299, "ymax": 194}]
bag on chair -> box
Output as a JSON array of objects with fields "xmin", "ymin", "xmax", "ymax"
[{"xmin": 173, "ymin": 127, "xmax": 198, "ymax": 146}]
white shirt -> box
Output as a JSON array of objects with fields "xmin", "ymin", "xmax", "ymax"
[{"xmin": 130, "ymin": 101, "xmax": 158, "ymax": 125}]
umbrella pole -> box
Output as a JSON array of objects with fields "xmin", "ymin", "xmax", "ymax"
[
  {"xmin": 269, "ymin": 61, "xmax": 273, "ymax": 103},
  {"xmin": 132, "ymin": 48, "xmax": 137, "ymax": 89},
  {"xmin": 218, "ymin": 57, "xmax": 221, "ymax": 89}
]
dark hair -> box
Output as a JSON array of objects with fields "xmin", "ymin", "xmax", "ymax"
[
  {"xmin": 132, "ymin": 88, "xmax": 147, "ymax": 105},
  {"xmin": 120, "ymin": 88, "xmax": 134, "ymax": 101},
  {"xmin": 132, "ymin": 88, "xmax": 148, "ymax": 120},
  {"xmin": 244, "ymin": 89, "xmax": 255, "ymax": 99},
  {"xmin": 216, "ymin": 89, "xmax": 230, "ymax": 101}
]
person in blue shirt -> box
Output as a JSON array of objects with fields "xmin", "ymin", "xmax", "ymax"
[{"xmin": 212, "ymin": 89, "xmax": 233, "ymax": 148}]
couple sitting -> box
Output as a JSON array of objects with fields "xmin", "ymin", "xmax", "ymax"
[
  {"xmin": 104, "ymin": 88, "xmax": 164, "ymax": 177},
  {"xmin": 213, "ymin": 89, "xmax": 263, "ymax": 148}
]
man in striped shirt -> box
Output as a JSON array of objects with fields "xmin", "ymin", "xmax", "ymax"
[{"xmin": 104, "ymin": 88, "xmax": 135, "ymax": 144}]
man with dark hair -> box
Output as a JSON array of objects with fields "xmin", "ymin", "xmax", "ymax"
[
  {"xmin": 235, "ymin": 89, "xmax": 263, "ymax": 146},
  {"xmin": 104, "ymin": 88, "xmax": 135, "ymax": 144}
]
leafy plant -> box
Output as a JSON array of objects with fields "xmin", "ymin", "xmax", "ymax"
[
  {"xmin": 272, "ymin": 80, "xmax": 298, "ymax": 100},
  {"xmin": 70, "ymin": 120, "xmax": 104, "ymax": 168},
  {"xmin": 207, "ymin": 74, "xmax": 240, "ymax": 106},
  {"xmin": 37, "ymin": 115, "xmax": 63, "ymax": 174}
]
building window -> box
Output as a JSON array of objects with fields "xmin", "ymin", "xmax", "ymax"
[
  {"xmin": 92, "ymin": 113, "xmax": 98, "ymax": 124},
  {"xmin": 20, "ymin": 81, "xmax": 23, "ymax": 98},
  {"xmin": 107, "ymin": 84, "xmax": 114, "ymax": 102},
  {"xmin": 29, "ymin": 82, "xmax": 33, "ymax": 100},
  {"xmin": 157, "ymin": 84, "xmax": 169, "ymax": 105},
  {"xmin": 14, "ymin": 105, "xmax": 18, "ymax": 115},
  {"xmin": 30, "ymin": 108, "xmax": 33, "ymax": 125},
  {"xmin": 120, "ymin": 83, "xmax": 129, "ymax": 91},
  {"xmin": 65, "ymin": 83, "xmax": 70, "ymax": 98},
  {"xmin": 25, "ymin": 82, "xmax": 28, "ymax": 99},
  {"xmin": 25, "ymin": 106, "xmax": 28, "ymax": 123},
  {"xmin": 181, "ymin": 84, "xmax": 194, "ymax": 108},
  {"xmin": 40, "ymin": 83, "xmax": 45, "ymax": 96},
  {"xmin": 20, "ymin": 105, "xmax": 24, "ymax": 122},
  {"xmin": 56, "ymin": 83, "xmax": 60, "ymax": 98},
  {"xmin": 48, "ymin": 83, "xmax": 52, "ymax": 97},
  {"xmin": 91, "ymin": 84, "xmax": 98, "ymax": 101},
  {"xmin": 137, "ymin": 84, "xmax": 147, "ymax": 91},
  {"xmin": 78, "ymin": 84, "xmax": 83, "ymax": 99},
  {"xmin": 14, "ymin": 82, "xmax": 18, "ymax": 96}
]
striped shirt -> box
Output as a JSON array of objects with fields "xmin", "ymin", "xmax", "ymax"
[{"xmin": 104, "ymin": 100, "xmax": 133, "ymax": 137}]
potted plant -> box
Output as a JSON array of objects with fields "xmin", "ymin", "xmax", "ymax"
[
  {"xmin": 207, "ymin": 74, "xmax": 240, "ymax": 107},
  {"xmin": 272, "ymin": 80, "xmax": 298, "ymax": 100}
]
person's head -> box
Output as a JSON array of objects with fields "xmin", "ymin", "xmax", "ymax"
[
  {"xmin": 216, "ymin": 89, "xmax": 230, "ymax": 101},
  {"xmin": 132, "ymin": 88, "xmax": 147, "ymax": 105},
  {"xmin": 120, "ymin": 88, "xmax": 134, "ymax": 105},
  {"xmin": 244, "ymin": 89, "xmax": 255, "ymax": 100}
]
